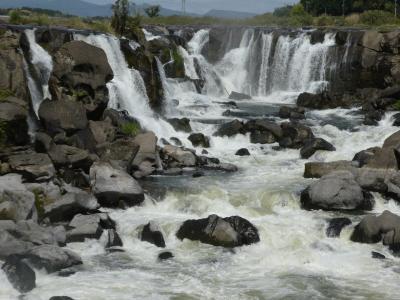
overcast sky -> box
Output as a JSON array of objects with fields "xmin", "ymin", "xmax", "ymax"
[{"xmin": 85, "ymin": 0, "xmax": 297, "ymax": 14}]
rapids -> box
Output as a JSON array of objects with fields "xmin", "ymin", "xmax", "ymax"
[{"xmin": 7, "ymin": 28, "xmax": 400, "ymax": 300}]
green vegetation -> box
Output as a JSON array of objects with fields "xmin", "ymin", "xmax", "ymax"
[
  {"xmin": 393, "ymin": 100, "xmax": 400, "ymax": 110},
  {"xmin": 0, "ymin": 89, "xmax": 13, "ymax": 101},
  {"xmin": 145, "ymin": 5, "xmax": 160, "ymax": 18},
  {"xmin": 121, "ymin": 122, "xmax": 141, "ymax": 136},
  {"xmin": 33, "ymin": 189, "xmax": 54, "ymax": 219},
  {"xmin": 172, "ymin": 47, "xmax": 185, "ymax": 77}
]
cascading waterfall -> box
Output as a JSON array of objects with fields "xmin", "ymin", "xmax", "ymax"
[
  {"xmin": 74, "ymin": 33, "xmax": 176, "ymax": 138},
  {"xmin": 24, "ymin": 29, "xmax": 53, "ymax": 116}
]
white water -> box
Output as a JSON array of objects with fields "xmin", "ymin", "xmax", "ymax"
[
  {"xmin": 8, "ymin": 29, "xmax": 400, "ymax": 300},
  {"xmin": 24, "ymin": 29, "xmax": 53, "ymax": 116},
  {"xmin": 74, "ymin": 34, "xmax": 176, "ymax": 138}
]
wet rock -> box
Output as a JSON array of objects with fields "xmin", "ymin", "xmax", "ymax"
[
  {"xmin": 130, "ymin": 132, "xmax": 158, "ymax": 179},
  {"xmin": 162, "ymin": 145, "xmax": 196, "ymax": 167},
  {"xmin": 44, "ymin": 191, "xmax": 99, "ymax": 223},
  {"xmin": 167, "ymin": 118, "xmax": 192, "ymax": 133},
  {"xmin": 140, "ymin": 222, "xmax": 166, "ymax": 248},
  {"xmin": 393, "ymin": 113, "xmax": 400, "ymax": 126},
  {"xmin": 39, "ymin": 99, "xmax": 88, "ymax": 135},
  {"xmin": 326, "ymin": 218, "xmax": 352, "ymax": 237},
  {"xmin": 158, "ymin": 251, "xmax": 173, "ymax": 260},
  {"xmin": 0, "ymin": 174, "xmax": 37, "ymax": 222},
  {"xmin": 301, "ymin": 171, "xmax": 374, "ymax": 211},
  {"xmin": 35, "ymin": 132, "xmax": 54, "ymax": 153},
  {"xmin": 244, "ymin": 120, "xmax": 283, "ymax": 139},
  {"xmin": 213, "ymin": 120, "xmax": 245, "ymax": 137},
  {"xmin": 297, "ymin": 92, "xmax": 333, "ymax": 109},
  {"xmin": 0, "ymin": 96, "xmax": 30, "ymax": 146},
  {"xmin": 192, "ymin": 171, "xmax": 204, "ymax": 178},
  {"xmin": 202, "ymin": 163, "xmax": 238, "ymax": 173},
  {"xmin": 188, "ymin": 133, "xmax": 210, "ymax": 148},
  {"xmin": 279, "ymin": 122, "xmax": 314, "ymax": 149},
  {"xmin": 300, "ymin": 138, "xmax": 336, "ymax": 159},
  {"xmin": 48, "ymin": 144, "xmax": 95, "ymax": 171},
  {"xmin": 229, "ymin": 91, "xmax": 251, "ymax": 101},
  {"xmin": 90, "ymin": 162, "xmax": 144, "ymax": 208},
  {"xmin": 352, "ymin": 147, "xmax": 380, "ymax": 167},
  {"xmin": 0, "ymin": 230, "xmax": 33, "ymax": 259},
  {"xmin": 106, "ymin": 229, "xmax": 123, "ymax": 248},
  {"xmin": 363, "ymin": 110, "xmax": 383, "ymax": 126},
  {"xmin": 250, "ymin": 131, "xmax": 276, "ymax": 144},
  {"xmin": 176, "ymin": 214, "xmax": 259, "ymax": 248},
  {"xmin": 2, "ymin": 255, "xmax": 36, "ymax": 293},
  {"xmin": 304, "ymin": 160, "xmax": 357, "ymax": 178},
  {"xmin": 371, "ymin": 251, "xmax": 386, "ymax": 259},
  {"xmin": 66, "ymin": 214, "xmax": 104, "ymax": 243},
  {"xmin": 49, "ymin": 297, "xmax": 75, "ymax": 300},
  {"xmin": 24, "ymin": 245, "xmax": 82, "ymax": 273},
  {"xmin": 7, "ymin": 152, "xmax": 56, "ymax": 181},
  {"xmin": 235, "ymin": 148, "xmax": 250, "ymax": 156},
  {"xmin": 99, "ymin": 138, "xmax": 139, "ymax": 164},
  {"xmin": 279, "ymin": 106, "xmax": 305, "ymax": 120}
]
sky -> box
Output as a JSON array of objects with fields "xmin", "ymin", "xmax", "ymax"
[{"xmin": 85, "ymin": 0, "xmax": 297, "ymax": 14}]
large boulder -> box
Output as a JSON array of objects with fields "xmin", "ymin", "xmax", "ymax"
[
  {"xmin": 279, "ymin": 122, "xmax": 314, "ymax": 149},
  {"xmin": 176, "ymin": 214, "xmax": 260, "ymax": 248},
  {"xmin": 10, "ymin": 221, "xmax": 65, "ymax": 247},
  {"xmin": 0, "ymin": 174, "xmax": 37, "ymax": 222},
  {"xmin": 24, "ymin": 245, "xmax": 82, "ymax": 273},
  {"xmin": 39, "ymin": 99, "xmax": 88, "ymax": 135},
  {"xmin": 130, "ymin": 132, "xmax": 158, "ymax": 179},
  {"xmin": 167, "ymin": 118, "xmax": 192, "ymax": 133},
  {"xmin": 188, "ymin": 133, "xmax": 210, "ymax": 148},
  {"xmin": 0, "ymin": 96, "xmax": 29, "ymax": 146},
  {"xmin": 0, "ymin": 230, "xmax": 33, "ymax": 259},
  {"xmin": 300, "ymin": 138, "xmax": 335, "ymax": 159},
  {"xmin": 66, "ymin": 214, "xmax": 104, "ymax": 243},
  {"xmin": 304, "ymin": 160, "xmax": 357, "ymax": 178},
  {"xmin": 161, "ymin": 145, "xmax": 196, "ymax": 168},
  {"xmin": 90, "ymin": 162, "xmax": 144, "ymax": 208},
  {"xmin": 244, "ymin": 120, "xmax": 283, "ymax": 139},
  {"xmin": 351, "ymin": 210, "xmax": 400, "ymax": 252},
  {"xmin": 213, "ymin": 120, "xmax": 245, "ymax": 137},
  {"xmin": 297, "ymin": 92, "xmax": 336, "ymax": 109},
  {"xmin": 44, "ymin": 191, "xmax": 99, "ymax": 223},
  {"xmin": 2, "ymin": 255, "xmax": 36, "ymax": 293},
  {"xmin": 301, "ymin": 171, "xmax": 374, "ymax": 211},
  {"xmin": 47, "ymin": 144, "xmax": 95, "ymax": 171},
  {"xmin": 250, "ymin": 131, "xmax": 276, "ymax": 144},
  {"xmin": 51, "ymin": 40, "xmax": 113, "ymax": 119},
  {"xmin": 7, "ymin": 151, "xmax": 55, "ymax": 181}
]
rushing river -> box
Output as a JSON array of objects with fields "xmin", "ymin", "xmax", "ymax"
[{"xmin": 5, "ymin": 28, "xmax": 400, "ymax": 300}]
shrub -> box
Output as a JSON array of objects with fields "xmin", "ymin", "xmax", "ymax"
[
  {"xmin": 121, "ymin": 122, "xmax": 141, "ymax": 136},
  {"xmin": 314, "ymin": 15, "xmax": 335, "ymax": 27},
  {"xmin": 344, "ymin": 13, "xmax": 361, "ymax": 26},
  {"xmin": 360, "ymin": 10, "xmax": 397, "ymax": 26},
  {"xmin": 9, "ymin": 10, "xmax": 23, "ymax": 24},
  {"xmin": 393, "ymin": 100, "xmax": 400, "ymax": 110}
]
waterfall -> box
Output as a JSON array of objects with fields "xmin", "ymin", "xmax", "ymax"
[
  {"xmin": 74, "ymin": 34, "xmax": 175, "ymax": 137},
  {"xmin": 258, "ymin": 33, "xmax": 273, "ymax": 96},
  {"xmin": 24, "ymin": 29, "xmax": 53, "ymax": 116}
]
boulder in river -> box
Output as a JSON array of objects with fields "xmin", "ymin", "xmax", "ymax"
[
  {"xmin": 66, "ymin": 214, "xmax": 104, "ymax": 243},
  {"xmin": 235, "ymin": 148, "xmax": 250, "ymax": 156},
  {"xmin": 301, "ymin": 171, "xmax": 374, "ymax": 211},
  {"xmin": 140, "ymin": 222, "xmax": 166, "ymax": 248},
  {"xmin": 250, "ymin": 130, "xmax": 276, "ymax": 144},
  {"xmin": 2, "ymin": 255, "xmax": 36, "ymax": 293},
  {"xmin": 188, "ymin": 133, "xmax": 210, "ymax": 148},
  {"xmin": 213, "ymin": 120, "xmax": 245, "ymax": 137},
  {"xmin": 229, "ymin": 91, "xmax": 251, "ymax": 101},
  {"xmin": 167, "ymin": 118, "xmax": 192, "ymax": 133},
  {"xmin": 176, "ymin": 214, "xmax": 259, "ymax": 248},
  {"xmin": 304, "ymin": 160, "xmax": 357, "ymax": 178},
  {"xmin": 351, "ymin": 210, "xmax": 400, "ymax": 252},
  {"xmin": 326, "ymin": 218, "xmax": 352, "ymax": 237},
  {"xmin": 300, "ymin": 138, "xmax": 336, "ymax": 159},
  {"xmin": 279, "ymin": 122, "xmax": 314, "ymax": 149},
  {"xmin": 90, "ymin": 162, "xmax": 145, "ymax": 208}
]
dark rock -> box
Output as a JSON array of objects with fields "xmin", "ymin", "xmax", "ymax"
[
  {"xmin": 44, "ymin": 192, "xmax": 99, "ymax": 223},
  {"xmin": 279, "ymin": 122, "xmax": 314, "ymax": 149},
  {"xmin": 35, "ymin": 132, "xmax": 54, "ymax": 153},
  {"xmin": 48, "ymin": 144, "xmax": 95, "ymax": 171},
  {"xmin": 213, "ymin": 120, "xmax": 245, "ymax": 137},
  {"xmin": 229, "ymin": 91, "xmax": 251, "ymax": 101},
  {"xmin": 326, "ymin": 218, "xmax": 352, "ymax": 237},
  {"xmin": 235, "ymin": 148, "xmax": 250, "ymax": 156},
  {"xmin": 300, "ymin": 138, "xmax": 336, "ymax": 159},
  {"xmin": 176, "ymin": 214, "xmax": 259, "ymax": 248},
  {"xmin": 244, "ymin": 120, "xmax": 283, "ymax": 139},
  {"xmin": 192, "ymin": 171, "xmax": 204, "ymax": 178},
  {"xmin": 90, "ymin": 162, "xmax": 144, "ymax": 208},
  {"xmin": 24, "ymin": 245, "xmax": 82, "ymax": 273},
  {"xmin": 49, "ymin": 297, "xmax": 75, "ymax": 300},
  {"xmin": 301, "ymin": 171, "xmax": 374, "ymax": 211},
  {"xmin": 167, "ymin": 118, "xmax": 192, "ymax": 133},
  {"xmin": 250, "ymin": 131, "xmax": 276, "ymax": 144},
  {"xmin": 140, "ymin": 222, "xmax": 166, "ymax": 248},
  {"xmin": 393, "ymin": 113, "xmax": 400, "ymax": 126},
  {"xmin": 2, "ymin": 255, "xmax": 36, "ymax": 293},
  {"xmin": 279, "ymin": 106, "xmax": 305, "ymax": 120},
  {"xmin": 371, "ymin": 251, "xmax": 386, "ymax": 259},
  {"xmin": 7, "ymin": 152, "xmax": 56, "ymax": 181},
  {"xmin": 158, "ymin": 251, "xmax": 173, "ymax": 260},
  {"xmin": 0, "ymin": 97, "xmax": 29, "ymax": 146},
  {"xmin": 297, "ymin": 92, "xmax": 333, "ymax": 109},
  {"xmin": 106, "ymin": 229, "xmax": 123, "ymax": 248},
  {"xmin": 39, "ymin": 99, "xmax": 88, "ymax": 135},
  {"xmin": 188, "ymin": 133, "xmax": 210, "ymax": 148},
  {"xmin": 352, "ymin": 147, "xmax": 380, "ymax": 167},
  {"xmin": 202, "ymin": 163, "xmax": 238, "ymax": 173}
]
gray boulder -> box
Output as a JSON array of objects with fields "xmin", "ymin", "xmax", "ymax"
[
  {"xmin": 140, "ymin": 222, "xmax": 166, "ymax": 248},
  {"xmin": 2, "ymin": 255, "xmax": 36, "ymax": 293},
  {"xmin": 176, "ymin": 214, "xmax": 259, "ymax": 247},
  {"xmin": 0, "ymin": 230, "xmax": 33, "ymax": 259},
  {"xmin": 213, "ymin": 120, "xmax": 245, "ymax": 137},
  {"xmin": 279, "ymin": 122, "xmax": 314, "ymax": 149},
  {"xmin": 229, "ymin": 91, "xmax": 251, "ymax": 101},
  {"xmin": 130, "ymin": 132, "xmax": 158, "ymax": 178},
  {"xmin": 24, "ymin": 245, "xmax": 82, "ymax": 273},
  {"xmin": 7, "ymin": 152, "xmax": 55, "ymax": 181},
  {"xmin": 167, "ymin": 118, "xmax": 192, "ymax": 133},
  {"xmin": 300, "ymin": 138, "xmax": 336, "ymax": 159},
  {"xmin": 304, "ymin": 160, "xmax": 357, "ymax": 178},
  {"xmin": 162, "ymin": 145, "xmax": 196, "ymax": 167},
  {"xmin": 351, "ymin": 210, "xmax": 400, "ymax": 252},
  {"xmin": 44, "ymin": 191, "xmax": 99, "ymax": 223},
  {"xmin": 0, "ymin": 96, "xmax": 29, "ymax": 146},
  {"xmin": 66, "ymin": 214, "xmax": 103, "ymax": 243},
  {"xmin": 90, "ymin": 162, "xmax": 144, "ymax": 208},
  {"xmin": 188, "ymin": 133, "xmax": 210, "ymax": 148},
  {"xmin": 48, "ymin": 144, "xmax": 96, "ymax": 170},
  {"xmin": 301, "ymin": 171, "xmax": 374, "ymax": 211}
]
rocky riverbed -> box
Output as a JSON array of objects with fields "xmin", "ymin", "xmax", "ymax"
[{"xmin": 1, "ymin": 24, "xmax": 400, "ymax": 299}]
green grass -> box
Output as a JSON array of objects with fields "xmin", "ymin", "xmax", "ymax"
[{"xmin": 121, "ymin": 122, "xmax": 141, "ymax": 137}]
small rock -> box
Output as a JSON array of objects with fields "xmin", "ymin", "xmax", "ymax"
[
  {"xmin": 158, "ymin": 251, "xmax": 173, "ymax": 260},
  {"xmin": 371, "ymin": 251, "xmax": 386, "ymax": 259},
  {"xmin": 106, "ymin": 229, "xmax": 123, "ymax": 248},
  {"xmin": 235, "ymin": 148, "xmax": 250, "ymax": 156}
]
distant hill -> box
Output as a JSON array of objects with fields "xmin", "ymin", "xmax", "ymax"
[{"xmin": 204, "ymin": 9, "xmax": 256, "ymax": 19}]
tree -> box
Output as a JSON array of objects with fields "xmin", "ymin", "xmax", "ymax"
[
  {"xmin": 111, "ymin": 0, "xmax": 130, "ymax": 36},
  {"xmin": 145, "ymin": 5, "xmax": 160, "ymax": 18},
  {"xmin": 273, "ymin": 5, "xmax": 293, "ymax": 17}
]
